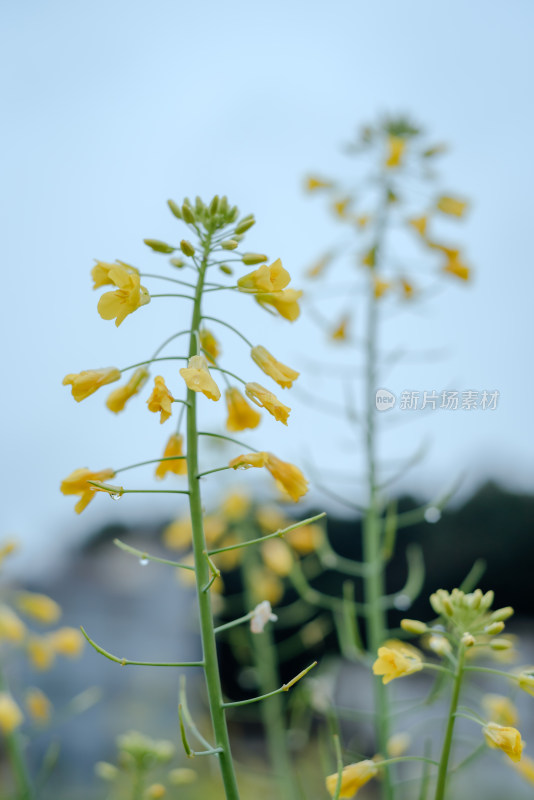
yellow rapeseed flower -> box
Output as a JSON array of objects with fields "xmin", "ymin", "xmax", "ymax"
[
  {"xmin": 436, "ymin": 195, "xmax": 468, "ymax": 217},
  {"xmin": 517, "ymin": 670, "xmax": 534, "ymax": 697},
  {"xmin": 0, "ymin": 692, "xmax": 24, "ymax": 734},
  {"xmin": 443, "ymin": 256, "xmax": 470, "ymax": 281},
  {"xmin": 387, "ymin": 732, "xmax": 412, "ymax": 757},
  {"xmin": 60, "ymin": 467, "xmax": 115, "ymax": 513},
  {"xmin": 333, "ymin": 197, "xmax": 351, "ymax": 218},
  {"xmin": 256, "ymin": 505, "xmax": 290, "ymax": 533},
  {"xmin": 106, "ymin": 367, "xmax": 149, "ymax": 413},
  {"xmin": 408, "ymin": 216, "xmax": 428, "ymax": 237},
  {"xmin": 91, "ymin": 260, "xmax": 139, "ymax": 289},
  {"xmin": 400, "ymin": 278, "xmax": 415, "ymax": 299},
  {"xmin": 265, "ymin": 453, "xmax": 308, "ymax": 502},
  {"xmin": 163, "ymin": 517, "xmax": 192, "ymax": 549},
  {"xmin": 97, "ymin": 265, "xmax": 150, "ymax": 326},
  {"xmin": 245, "ymin": 382, "xmax": 291, "ymax": 425},
  {"xmin": 155, "ymin": 434, "xmax": 187, "ymax": 479},
  {"xmin": 0, "ymin": 539, "xmax": 18, "ymax": 567},
  {"xmin": 147, "ymin": 376, "xmax": 174, "ymax": 423},
  {"xmin": 331, "ymin": 314, "xmax": 349, "ymax": 341},
  {"xmin": 237, "ymin": 258, "xmax": 290, "ymax": 293},
  {"xmin": 220, "ymin": 491, "xmax": 251, "ymax": 521},
  {"xmin": 199, "ymin": 328, "xmax": 220, "ymax": 363},
  {"xmin": 229, "ymin": 452, "xmax": 269, "ymax": 470},
  {"xmin": 146, "ymin": 783, "xmax": 166, "ymax": 799},
  {"xmin": 355, "ymin": 214, "xmax": 370, "ymax": 229},
  {"xmin": 305, "ymin": 176, "xmax": 333, "ymax": 192},
  {"xmin": 25, "ymin": 687, "xmax": 52, "ymax": 723},
  {"xmin": 0, "ymin": 604, "xmax": 26, "ymax": 643},
  {"xmin": 483, "ymin": 722, "xmax": 524, "ymax": 762},
  {"xmin": 225, "ymin": 387, "xmax": 261, "ymax": 431},
  {"xmin": 373, "ymin": 277, "xmax": 391, "ymax": 299},
  {"xmin": 251, "ymin": 346, "xmax": 299, "ymax": 389},
  {"xmin": 385, "ymin": 135, "xmax": 405, "ymax": 168},
  {"xmin": 286, "ymin": 523, "xmax": 323, "ymax": 554},
  {"xmin": 48, "ymin": 627, "xmax": 85, "ymax": 657},
  {"xmin": 15, "ymin": 593, "xmax": 61, "ymax": 625},
  {"xmin": 482, "ymin": 694, "xmax": 518, "ymax": 727},
  {"xmin": 255, "ymin": 289, "xmax": 302, "ymax": 321},
  {"xmin": 249, "ymin": 566, "xmax": 284, "ymax": 605},
  {"xmin": 372, "ymin": 644, "xmax": 423, "ymax": 684},
  {"xmin": 26, "ymin": 636, "xmax": 55, "ymax": 671},
  {"xmin": 306, "ymin": 253, "xmax": 332, "ymax": 278},
  {"xmin": 326, "ymin": 760, "xmax": 378, "ymax": 798},
  {"xmin": 179, "ymin": 355, "xmax": 221, "ymax": 401},
  {"xmin": 63, "ymin": 367, "xmax": 121, "ymax": 402},
  {"xmin": 361, "ymin": 246, "xmax": 376, "ymax": 268},
  {"xmin": 261, "ymin": 539, "xmax": 293, "ymax": 576}
]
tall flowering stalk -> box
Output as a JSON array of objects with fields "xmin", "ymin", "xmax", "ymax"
[
  {"xmin": 301, "ymin": 118, "xmax": 471, "ymax": 799},
  {"xmin": 61, "ymin": 195, "xmax": 317, "ymax": 799}
]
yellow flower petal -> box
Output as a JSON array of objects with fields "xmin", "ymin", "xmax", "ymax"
[
  {"xmin": 155, "ymin": 434, "xmax": 187, "ymax": 479},
  {"xmin": 225, "ymin": 387, "xmax": 261, "ymax": 432},
  {"xmin": 229, "ymin": 452, "xmax": 269, "ymax": 470},
  {"xmin": 60, "ymin": 467, "xmax": 115, "ymax": 513},
  {"xmin": 408, "ymin": 216, "xmax": 428, "ymax": 236},
  {"xmin": 331, "ymin": 315, "xmax": 350, "ymax": 341},
  {"xmin": 237, "ymin": 258, "xmax": 290, "ymax": 293},
  {"xmin": 483, "ymin": 722, "xmax": 524, "ymax": 762},
  {"xmin": 333, "ymin": 197, "xmax": 351, "ymax": 218},
  {"xmin": 91, "ymin": 260, "xmax": 139, "ymax": 289},
  {"xmin": 251, "ymin": 346, "xmax": 299, "ymax": 389},
  {"xmin": 373, "ymin": 277, "xmax": 391, "ymax": 299},
  {"xmin": 443, "ymin": 257, "xmax": 470, "ymax": 281},
  {"xmin": 436, "ymin": 195, "xmax": 468, "ymax": 217},
  {"xmin": 63, "ymin": 367, "xmax": 121, "ymax": 402},
  {"xmin": 97, "ymin": 266, "xmax": 150, "ymax": 326},
  {"xmin": 0, "ymin": 604, "xmax": 26, "ymax": 643},
  {"xmin": 15, "ymin": 593, "xmax": 61, "ymax": 625},
  {"xmin": 26, "ymin": 688, "xmax": 52, "ymax": 723},
  {"xmin": 261, "ymin": 539, "xmax": 293, "ymax": 576},
  {"xmin": 326, "ymin": 760, "xmax": 378, "ymax": 798},
  {"xmin": 372, "ymin": 645, "xmax": 423, "ymax": 684},
  {"xmin": 385, "ymin": 136, "xmax": 405, "ymax": 168},
  {"xmin": 48, "ymin": 627, "xmax": 85, "ymax": 657},
  {"xmin": 514, "ymin": 754, "xmax": 534, "ymax": 785},
  {"xmin": 245, "ymin": 383, "xmax": 290, "ymax": 425},
  {"xmin": 106, "ymin": 367, "xmax": 149, "ymax": 413},
  {"xmin": 199, "ymin": 328, "xmax": 221, "ymax": 363},
  {"xmin": 264, "ymin": 453, "xmax": 308, "ymax": 502},
  {"xmin": 0, "ymin": 692, "xmax": 24, "ymax": 733},
  {"xmin": 255, "ymin": 289, "xmax": 302, "ymax": 321},
  {"xmin": 147, "ymin": 376, "xmax": 174, "ymax": 423},
  {"xmin": 26, "ymin": 636, "xmax": 55, "ymax": 671},
  {"xmin": 180, "ymin": 355, "xmax": 221, "ymax": 401},
  {"xmin": 482, "ymin": 694, "xmax": 518, "ymax": 727},
  {"xmin": 162, "ymin": 517, "xmax": 192, "ymax": 550},
  {"xmin": 305, "ymin": 176, "xmax": 333, "ymax": 192}
]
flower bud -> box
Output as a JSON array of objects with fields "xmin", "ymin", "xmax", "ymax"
[
  {"xmin": 221, "ymin": 240, "xmax": 239, "ymax": 250},
  {"xmin": 461, "ymin": 632, "xmax": 475, "ymax": 647},
  {"xmin": 400, "ymin": 619, "xmax": 427, "ymax": 635},
  {"xmin": 167, "ymin": 199, "xmax": 182, "ymax": 219},
  {"xmin": 490, "ymin": 606, "xmax": 514, "ymax": 622},
  {"xmin": 181, "ymin": 204, "xmax": 196, "ymax": 224},
  {"xmin": 170, "ymin": 258, "xmax": 185, "ymax": 269},
  {"xmin": 242, "ymin": 253, "xmax": 268, "ymax": 265},
  {"xmin": 485, "ymin": 621, "xmax": 505, "ymax": 636},
  {"xmin": 209, "ymin": 195, "xmax": 219, "ymax": 214},
  {"xmin": 228, "ymin": 206, "xmax": 239, "ymax": 223},
  {"xmin": 180, "ymin": 240, "xmax": 195, "ymax": 257},
  {"xmin": 144, "ymin": 239, "xmax": 175, "ymax": 254},
  {"xmin": 490, "ymin": 638, "xmax": 513, "ymax": 651},
  {"xmin": 235, "ymin": 216, "xmax": 255, "ymax": 234},
  {"xmin": 219, "ymin": 265, "xmax": 233, "ymax": 275}
]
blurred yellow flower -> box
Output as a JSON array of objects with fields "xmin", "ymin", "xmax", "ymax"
[
  {"xmin": 27, "ymin": 636, "xmax": 55, "ymax": 671},
  {"xmin": 333, "ymin": 197, "xmax": 351, "ymax": 218},
  {"xmin": 400, "ymin": 278, "xmax": 415, "ymax": 299},
  {"xmin": 517, "ymin": 670, "xmax": 534, "ymax": 696},
  {"xmin": 0, "ymin": 604, "xmax": 26, "ymax": 643},
  {"xmin": 436, "ymin": 196, "xmax": 468, "ymax": 217},
  {"xmin": 355, "ymin": 214, "xmax": 370, "ymax": 229},
  {"xmin": 203, "ymin": 515, "xmax": 225, "ymax": 546},
  {"xmin": 256, "ymin": 506, "xmax": 290, "ymax": 533},
  {"xmin": 408, "ymin": 216, "xmax": 428, "ymax": 237},
  {"xmin": 237, "ymin": 258, "xmax": 290, "ymax": 293},
  {"xmin": 0, "ymin": 692, "xmax": 23, "ymax": 733},
  {"xmin": 326, "ymin": 760, "xmax": 378, "ymax": 798},
  {"xmin": 305, "ymin": 176, "xmax": 333, "ymax": 192},
  {"xmin": 255, "ymin": 289, "xmax": 302, "ymax": 321},
  {"xmin": 221, "ymin": 491, "xmax": 251, "ymax": 521},
  {"xmin": 15, "ymin": 593, "xmax": 61, "ymax": 625},
  {"xmin": 245, "ymin": 383, "xmax": 290, "ymax": 425},
  {"xmin": 25, "ymin": 687, "xmax": 52, "ymax": 723},
  {"xmin": 60, "ymin": 467, "xmax": 115, "ymax": 513},
  {"xmin": 48, "ymin": 627, "xmax": 85, "ymax": 657},
  {"xmin": 249, "ymin": 566, "xmax": 284, "ymax": 605},
  {"xmin": 261, "ymin": 539, "xmax": 293, "ymax": 576},
  {"xmin": 385, "ymin": 135, "xmax": 405, "ymax": 168},
  {"xmin": 514, "ymin": 754, "xmax": 534, "ymax": 785},
  {"xmin": 286, "ymin": 523, "xmax": 323, "ymax": 554},
  {"xmin": 251, "ymin": 346, "xmax": 299, "ymax": 389},
  {"xmin": 373, "ymin": 277, "xmax": 391, "ymax": 299},
  {"xmin": 225, "ymin": 387, "xmax": 261, "ymax": 432},
  {"xmin": 387, "ymin": 732, "xmax": 412, "ymax": 757},
  {"xmin": 147, "ymin": 376, "xmax": 174, "ymax": 423},
  {"xmin": 163, "ymin": 517, "xmax": 192, "ymax": 549},
  {"xmin": 331, "ymin": 314, "xmax": 349, "ymax": 341},
  {"xmin": 63, "ymin": 367, "xmax": 121, "ymax": 402},
  {"xmin": 155, "ymin": 434, "xmax": 187, "ymax": 479},
  {"xmin": 306, "ymin": 253, "xmax": 332, "ymax": 279},
  {"xmin": 168, "ymin": 767, "xmax": 197, "ymax": 785},
  {"xmin": 372, "ymin": 644, "xmax": 423, "ymax": 684},
  {"xmin": 106, "ymin": 367, "xmax": 149, "ymax": 413},
  {"xmin": 361, "ymin": 246, "xmax": 376, "ymax": 268},
  {"xmin": 180, "ymin": 355, "xmax": 221, "ymax": 401},
  {"xmin": 443, "ymin": 256, "xmax": 470, "ymax": 281},
  {"xmin": 97, "ymin": 265, "xmax": 150, "ymax": 326},
  {"xmin": 199, "ymin": 328, "xmax": 220, "ymax": 363},
  {"xmin": 146, "ymin": 784, "xmax": 166, "ymax": 799},
  {"xmin": 482, "ymin": 694, "xmax": 518, "ymax": 727},
  {"xmin": 0, "ymin": 540, "xmax": 18, "ymax": 566},
  {"xmin": 265, "ymin": 453, "xmax": 308, "ymax": 502},
  {"xmin": 484, "ymin": 722, "xmax": 524, "ymax": 762},
  {"xmin": 91, "ymin": 260, "xmax": 139, "ymax": 289}
]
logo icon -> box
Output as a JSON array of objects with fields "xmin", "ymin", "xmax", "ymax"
[{"xmin": 375, "ymin": 388, "xmax": 396, "ymax": 412}]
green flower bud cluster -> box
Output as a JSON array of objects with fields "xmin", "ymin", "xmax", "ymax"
[
  {"xmin": 168, "ymin": 195, "xmax": 244, "ymax": 232},
  {"xmin": 429, "ymin": 588, "xmax": 514, "ymax": 642}
]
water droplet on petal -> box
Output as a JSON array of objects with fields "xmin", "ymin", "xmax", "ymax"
[
  {"xmin": 110, "ymin": 493, "xmax": 122, "ymax": 501},
  {"xmin": 139, "ymin": 557, "xmax": 149, "ymax": 566},
  {"xmin": 424, "ymin": 507, "xmax": 441, "ymax": 524}
]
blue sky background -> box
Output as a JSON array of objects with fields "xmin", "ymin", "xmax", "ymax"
[{"xmin": 2, "ymin": 0, "xmax": 533, "ymax": 573}]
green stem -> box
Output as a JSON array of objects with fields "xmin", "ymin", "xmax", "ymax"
[
  {"xmin": 186, "ymin": 228, "xmax": 241, "ymax": 800},
  {"xmin": 0, "ymin": 666, "xmax": 33, "ymax": 800},
  {"xmin": 434, "ymin": 644, "xmax": 466, "ymax": 800}
]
